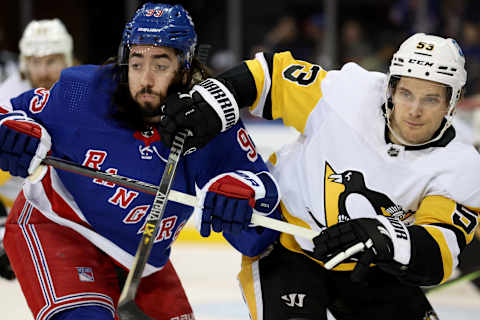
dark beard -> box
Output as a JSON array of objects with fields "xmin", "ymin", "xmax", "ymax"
[
  {"xmin": 135, "ymin": 86, "xmax": 162, "ymax": 118},
  {"xmin": 111, "ymin": 72, "xmax": 186, "ymax": 131}
]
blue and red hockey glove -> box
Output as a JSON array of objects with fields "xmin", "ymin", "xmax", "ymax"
[
  {"xmin": 0, "ymin": 111, "xmax": 51, "ymax": 178},
  {"xmin": 193, "ymin": 171, "xmax": 280, "ymax": 237}
]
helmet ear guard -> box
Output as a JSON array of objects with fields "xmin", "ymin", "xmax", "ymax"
[
  {"xmin": 385, "ymin": 33, "xmax": 467, "ymax": 146},
  {"xmin": 117, "ymin": 43, "xmax": 129, "ymax": 83}
]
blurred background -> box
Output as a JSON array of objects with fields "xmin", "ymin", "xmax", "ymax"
[
  {"xmin": 1, "ymin": 0, "xmax": 480, "ymax": 76},
  {"xmin": 0, "ymin": 0, "xmax": 479, "ymax": 319},
  {"xmin": 2, "ymin": 0, "xmax": 480, "ymax": 134}
]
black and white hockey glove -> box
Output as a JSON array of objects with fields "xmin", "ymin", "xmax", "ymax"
[
  {"xmin": 158, "ymin": 78, "xmax": 240, "ymax": 155},
  {"xmin": 312, "ymin": 216, "xmax": 411, "ymax": 282}
]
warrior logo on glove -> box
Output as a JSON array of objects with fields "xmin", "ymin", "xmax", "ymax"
[
  {"xmin": 158, "ymin": 78, "xmax": 240, "ymax": 155},
  {"xmin": 309, "ymin": 162, "xmax": 415, "ymax": 282}
]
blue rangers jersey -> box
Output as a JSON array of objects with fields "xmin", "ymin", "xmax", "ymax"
[{"xmin": 8, "ymin": 64, "xmax": 279, "ymax": 276}]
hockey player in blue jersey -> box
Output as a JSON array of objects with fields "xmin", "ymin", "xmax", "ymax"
[{"xmin": 0, "ymin": 3, "xmax": 280, "ymax": 320}]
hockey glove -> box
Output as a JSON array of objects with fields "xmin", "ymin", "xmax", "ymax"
[
  {"xmin": 312, "ymin": 216, "xmax": 411, "ymax": 282},
  {"xmin": 158, "ymin": 78, "xmax": 240, "ymax": 155},
  {"xmin": 0, "ymin": 111, "xmax": 51, "ymax": 178},
  {"xmin": 193, "ymin": 171, "xmax": 280, "ymax": 237}
]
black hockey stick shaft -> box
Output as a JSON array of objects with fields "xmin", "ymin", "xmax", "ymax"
[
  {"xmin": 116, "ymin": 130, "xmax": 189, "ymax": 320},
  {"xmin": 425, "ymin": 269, "xmax": 480, "ymax": 295},
  {"xmin": 36, "ymin": 157, "xmax": 318, "ymax": 241},
  {"xmin": 40, "ymin": 157, "xmax": 158, "ymax": 195}
]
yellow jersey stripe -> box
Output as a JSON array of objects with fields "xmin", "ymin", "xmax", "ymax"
[
  {"xmin": 238, "ymin": 255, "xmax": 261, "ymax": 320},
  {"xmin": 279, "ymin": 201, "xmax": 356, "ymax": 271},
  {"xmin": 423, "ymin": 225, "xmax": 453, "ymax": 283},
  {"xmin": 245, "ymin": 51, "xmax": 328, "ymax": 133}
]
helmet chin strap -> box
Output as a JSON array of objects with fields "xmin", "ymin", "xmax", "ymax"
[
  {"xmin": 386, "ymin": 109, "xmax": 453, "ymax": 147},
  {"xmin": 384, "ymin": 93, "xmax": 454, "ymax": 147}
]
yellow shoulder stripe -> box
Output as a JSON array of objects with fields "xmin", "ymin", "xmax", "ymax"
[
  {"xmin": 271, "ymin": 52, "xmax": 327, "ymax": 133},
  {"xmin": 245, "ymin": 52, "xmax": 328, "ymax": 134}
]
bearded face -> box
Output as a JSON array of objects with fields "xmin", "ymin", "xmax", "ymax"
[{"xmin": 127, "ymin": 45, "xmax": 185, "ymax": 125}]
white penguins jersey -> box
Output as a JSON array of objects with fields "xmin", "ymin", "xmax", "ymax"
[
  {"xmin": 0, "ymin": 71, "xmax": 30, "ymax": 212},
  {"xmin": 0, "ymin": 71, "xmax": 30, "ymax": 109},
  {"xmin": 244, "ymin": 51, "xmax": 480, "ymax": 284}
]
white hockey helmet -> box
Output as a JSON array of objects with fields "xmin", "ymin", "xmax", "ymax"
[
  {"xmin": 19, "ymin": 19, "xmax": 73, "ymax": 73},
  {"xmin": 386, "ymin": 33, "xmax": 467, "ymax": 146}
]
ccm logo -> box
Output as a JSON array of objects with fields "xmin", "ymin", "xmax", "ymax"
[{"xmin": 408, "ymin": 59, "xmax": 434, "ymax": 67}]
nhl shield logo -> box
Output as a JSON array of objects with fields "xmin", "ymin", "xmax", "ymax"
[
  {"xmin": 133, "ymin": 127, "xmax": 162, "ymax": 160},
  {"xmin": 76, "ymin": 267, "xmax": 95, "ymax": 282}
]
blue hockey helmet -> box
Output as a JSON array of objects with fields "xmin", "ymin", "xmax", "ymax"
[{"xmin": 118, "ymin": 3, "xmax": 197, "ymax": 69}]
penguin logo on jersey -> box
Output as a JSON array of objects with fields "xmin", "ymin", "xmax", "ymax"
[{"xmin": 323, "ymin": 162, "xmax": 412, "ymax": 226}]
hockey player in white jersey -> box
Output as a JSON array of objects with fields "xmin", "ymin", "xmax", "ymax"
[
  {"xmin": 0, "ymin": 18, "xmax": 74, "ymax": 281},
  {"xmin": 158, "ymin": 33, "xmax": 480, "ymax": 319},
  {"xmin": 0, "ymin": 18, "xmax": 73, "ymax": 106}
]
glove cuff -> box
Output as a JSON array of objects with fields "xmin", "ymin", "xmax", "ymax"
[
  {"xmin": 191, "ymin": 78, "xmax": 240, "ymax": 132},
  {"xmin": 254, "ymin": 171, "xmax": 280, "ymax": 215},
  {"xmin": 0, "ymin": 112, "xmax": 51, "ymax": 178},
  {"xmin": 376, "ymin": 216, "xmax": 411, "ymax": 265}
]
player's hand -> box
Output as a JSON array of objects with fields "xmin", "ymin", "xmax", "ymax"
[
  {"xmin": 158, "ymin": 78, "xmax": 239, "ymax": 155},
  {"xmin": 193, "ymin": 171, "xmax": 280, "ymax": 237},
  {"xmin": 0, "ymin": 111, "xmax": 51, "ymax": 178},
  {"xmin": 312, "ymin": 216, "xmax": 411, "ymax": 282}
]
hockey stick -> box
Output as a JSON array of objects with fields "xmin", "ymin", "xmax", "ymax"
[
  {"xmin": 31, "ymin": 157, "xmax": 319, "ymax": 241},
  {"xmin": 116, "ymin": 129, "xmax": 189, "ymax": 320},
  {"xmin": 38, "ymin": 149, "xmax": 480, "ymax": 302},
  {"xmin": 424, "ymin": 269, "xmax": 480, "ymax": 295}
]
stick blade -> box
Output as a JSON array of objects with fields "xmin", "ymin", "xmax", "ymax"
[{"xmin": 117, "ymin": 300, "xmax": 152, "ymax": 320}]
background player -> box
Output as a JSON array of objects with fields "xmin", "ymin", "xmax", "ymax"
[{"xmin": 0, "ymin": 18, "xmax": 74, "ymax": 281}]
